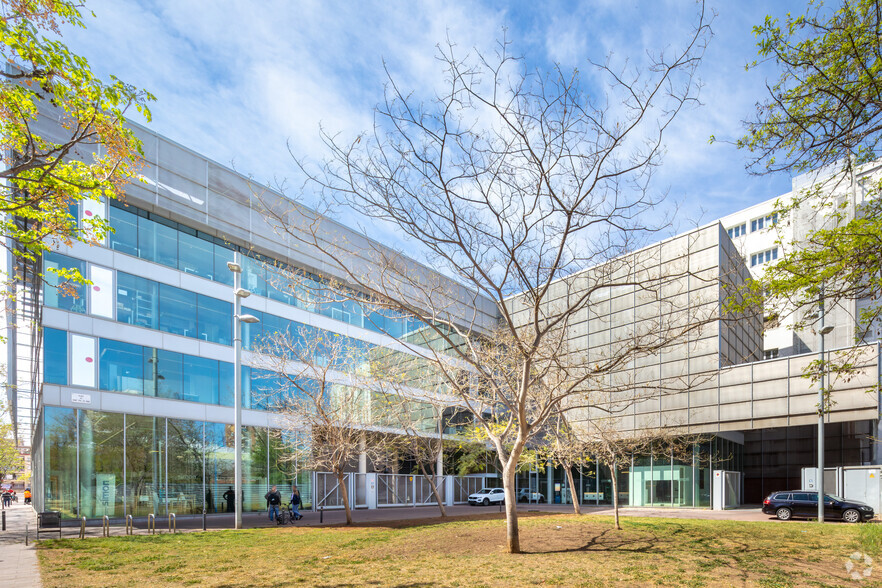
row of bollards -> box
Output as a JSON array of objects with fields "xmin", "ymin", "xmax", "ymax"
[{"xmin": 74, "ymin": 513, "xmax": 175, "ymax": 539}]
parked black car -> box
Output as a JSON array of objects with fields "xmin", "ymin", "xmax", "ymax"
[{"xmin": 762, "ymin": 490, "xmax": 874, "ymax": 522}]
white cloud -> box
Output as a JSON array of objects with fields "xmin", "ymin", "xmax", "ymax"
[{"xmin": 57, "ymin": 0, "xmax": 804, "ymax": 248}]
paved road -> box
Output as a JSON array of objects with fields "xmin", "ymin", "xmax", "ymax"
[{"xmin": 0, "ymin": 501, "xmax": 783, "ymax": 587}]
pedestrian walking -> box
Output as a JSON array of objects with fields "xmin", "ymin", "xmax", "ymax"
[{"xmin": 290, "ymin": 486, "xmax": 303, "ymax": 520}]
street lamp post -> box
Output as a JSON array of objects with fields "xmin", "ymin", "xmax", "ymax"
[
  {"xmin": 228, "ymin": 254, "xmax": 259, "ymax": 530},
  {"xmin": 817, "ymin": 288, "xmax": 834, "ymax": 522}
]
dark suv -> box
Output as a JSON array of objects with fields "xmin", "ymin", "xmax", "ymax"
[{"xmin": 763, "ymin": 490, "xmax": 874, "ymax": 523}]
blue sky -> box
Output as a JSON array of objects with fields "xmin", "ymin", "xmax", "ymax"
[{"xmin": 61, "ymin": 0, "xmax": 807, "ymax": 236}]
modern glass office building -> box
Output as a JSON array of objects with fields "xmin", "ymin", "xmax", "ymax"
[{"xmin": 7, "ymin": 116, "xmax": 882, "ymax": 518}]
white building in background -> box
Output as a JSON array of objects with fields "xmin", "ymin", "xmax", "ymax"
[{"xmin": 720, "ymin": 164, "xmax": 882, "ymax": 360}]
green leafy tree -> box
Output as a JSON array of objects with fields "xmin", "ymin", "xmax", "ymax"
[
  {"xmin": 0, "ymin": 401, "xmax": 25, "ymax": 486},
  {"xmin": 1, "ymin": 0, "xmax": 153, "ymax": 277},
  {"xmin": 729, "ymin": 0, "xmax": 882, "ymax": 372}
]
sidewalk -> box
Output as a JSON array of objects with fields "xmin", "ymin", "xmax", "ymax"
[{"xmin": 0, "ymin": 503, "xmax": 40, "ymax": 588}]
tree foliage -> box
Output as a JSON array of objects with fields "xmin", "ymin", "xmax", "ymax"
[
  {"xmin": 0, "ymin": 0, "xmax": 153, "ymax": 269},
  {"xmin": 738, "ymin": 0, "xmax": 882, "ymax": 175},
  {"xmin": 732, "ymin": 0, "xmax": 882, "ymax": 358},
  {"xmin": 0, "ymin": 401, "xmax": 25, "ymax": 483}
]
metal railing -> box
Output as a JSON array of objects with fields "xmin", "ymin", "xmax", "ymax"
[
  {"xmin": 313, "ymin": 473, "xmax": 350, "ymax": 509},
  {"xmin": 168, "ymin": 513, "xmax": 176, "ymax": 534}
]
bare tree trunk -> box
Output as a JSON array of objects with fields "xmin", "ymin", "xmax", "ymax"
[
  {"xmin": 502, "ymin": 461, "xmax": 521, "ymax": 554},
  {"xmin": 610, "ymin": 461, "xmax": 621, "ymax": 531},
  {"xmin": 419, "ymin": 462, "xmax": 447, "ymax": 517},
  {"xmin": 563, "ymin": 461, "xmax": 581, "ymax": 515},
  {"xmin": 336, "ymin": 471, "xmax": 353, "ymax": 525}
]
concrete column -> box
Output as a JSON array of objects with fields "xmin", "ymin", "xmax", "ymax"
[
  {"xmin": 546, "ymin": 462, "xmax": 553, "ymax": 505},
  {"xmin": 436, "ymin": 448, "xmax": 443, "ymax": 478},
  {"xmin": 358, "ymin": 436, "xmax": 367, "ymax": 474}
]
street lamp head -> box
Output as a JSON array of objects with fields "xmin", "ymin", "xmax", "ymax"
[
  {"xmin": 234, "ymin": 288, "xmax": 251, "ymax": 298},
  {"xmin": 238, "ymin": 314, "xmax": 260, "ymax": 324},
  {"xmin": 820, "ymin": 325, "xmax": 834, "ymax": 335},
  {"xmin": 227, "ymin": 261, "xmax": 242, "ymax": 273}
]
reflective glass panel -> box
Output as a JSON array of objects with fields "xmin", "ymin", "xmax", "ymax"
[
  {"xmin": 167, "ymin": 418, "xmax": 205, "ymax": 515},
  {"xmin": 197, "ymin": 294, "xmax": 232, "ymax": 345},
  {"xmin": 108, "ymin": 205, "xmax": 139, "ymax": 256},
  {"xmin": 44, "ymin": 407, "xmax": 78, "ymax": 517},
  {"xmin": 78, "ymin": 411, "xmax": 125, "ymax": 517},
  {"xmin": 138, "ymin": 216, "xmax": 178, "ymax": 267},
  {"xmin": 43, "ymin": 327, "xmax": 68, "ymax": 385},
  {"xmin": 43, "ymin": 252, "xmax": 87, "ymax": 313},
  {"xmin": 99, "ymin": 338, "xmax": 144, "ymax": 394},
  {"xmin": 158, "ymin": 283, "xmax": 198, "ymax": 337},
  {"xmin": 205, "ymin": 422, "xmax": 234, "ymax": 514},
  {"xmin": 154, "ymin": 350, "xmax": 183, "ymax": 400},
  {"xmin": 218, "ymin": 361, "xmax": 234, "ymax": 407},
  {"xmin": 125, "ymin": 415, "xmax": 164, "ymax": 516},
  {"xmin": 213, "ymin": 245, "xmax": 235, "ymax": 287},
  {"xmin": 242, "ymin": 256, "xmax": 267, "ymax": 297},
  {"xmin": 243, "ymin": 426, "xmax": 268, "ymax": 512},
  {"xmin": 179, "ymin": 231, "xmax": 215, "ymax": 280},
  {"xmin": 183, "ymin": 355, "xmax": 219, "ymax": 404},
  {"xmin": 116, "ymin": 272, "xmax": 159, "ymax": 330}
]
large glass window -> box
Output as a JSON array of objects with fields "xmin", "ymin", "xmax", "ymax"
[
  {"xmin": 219, "ymin": 361, "xmax": 235, "ymax": 407},
  {"xmin": 197, "ymin": 294, "xmax": 232, "ymax": 345},
  {"xmin": 44, "ymin": 407, "xmax": 78, "ymax": 518},
  {"xmin": 43, "ymin": 252, "xmax": 87, "ymax": 313},
  {"xmin": 241, "ymin": 308, "xmax": 264, "ymax": 350},
  {"xmin": 243, "ymin": 426, "xmax": 269, "ymax": 512},
  {"xmin": 242, "ymin": 255, "xmax": 267, "ymax": 297},
  {"xmin": 158, "ymin": 283, "xmax": 198, "ymax": 337},
  {"xmin": 138, "ymin": 215, "xmax": 178, "ymax": 267},
  {"xmin": 179, "ymin": 230, "xmax": 215, "ymax": 280},
  {"xmin": 205, "ymin": 422, "xmax": 234, "ymax": 514},
  {"xmin": 167, "ymin": 419, "xmax": 205, "ymax": 515},
  {"xmin": 99, "ymin": 339, "xmax": 144, "ymax": 394},
  {"xmin": 108, "ymin": 206, "xmax": 139, "ymax": 256},
  {"xmin": 117, "ymin": 273, "xmax": 159, "ymax": 329},
  {"xmin": 153, "ymin": 350, "xmax": 183, "ymax": 400},
  {"xmin": 183, "ymin": 355, "xmax": 219, "ymax": 404},
  {"xmin": 78, "ymin": 411, "xmax": 125, "ymax": 518},
  {"xmin": 213, "ymin": 245, "xmax": 235, "ymax": 287},
  {"xmin": 266, "ymin": 264, "xmax": 294, "ymax": 305},
  {"xmin": 43, "ymin": 327, "xmax": 68, "ymax": 385},
  {"xmin": 125, "ymin": 415, "xmax": 164, "ymax": 516}
]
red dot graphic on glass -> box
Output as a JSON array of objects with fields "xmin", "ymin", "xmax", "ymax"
[
  {"xmin": 85, "ymin": 357, "xmax": 93, "ymax": 363},
  {"xmin": 93, "ymin": 286, "xmax": 100, "ymax": 291},
  {"xmin": 85, "ymin": 210, "xmax": 93, "ymax": 217}
]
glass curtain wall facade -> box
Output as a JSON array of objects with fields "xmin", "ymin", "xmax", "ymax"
[
  {"xmin": 515, "ymin": 437, "xmax": 740, "ymax": 509},
  {"xmin": 42, "ymin": 406, "xmax": 312, "ymax": 519}
]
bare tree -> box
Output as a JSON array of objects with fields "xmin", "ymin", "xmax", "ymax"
[
  {"xmin": 253, "ymin": 325, "xmax": 387, "ymax": 525},
  {"xmin": 372, "ymin": 388, "xmax": 450, "ymax": 516},
  {"xmin": 543, "ymin": 413, "xmax": 589, "ymax": 515},
  {"xmin": 583, "ymin": 418, "xmax": 708, "ymax": 530},
  {"xmin": 260, "ymin": 9, "xmax": 714, "ymax": 553}
]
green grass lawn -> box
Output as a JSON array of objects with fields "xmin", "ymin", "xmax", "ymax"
[{"xmin": 36, "ymin": 513, "xmax": 882, "ymax": 587}]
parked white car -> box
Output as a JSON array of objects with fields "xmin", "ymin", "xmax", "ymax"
[
  {"xmin": 468, "ymin": 488, "xmax": 506, "ymax": 506},
  {"xmin": 517, "ymin": 489, "xmax": 545, "ymax": 503}
]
